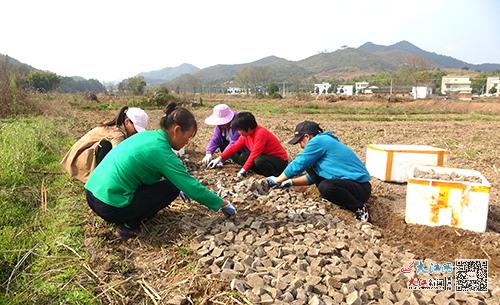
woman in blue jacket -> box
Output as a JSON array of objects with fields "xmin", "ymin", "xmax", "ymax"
[{"xmin": 266, "ymin": 121, "xmax": 372, "ymax": 221}]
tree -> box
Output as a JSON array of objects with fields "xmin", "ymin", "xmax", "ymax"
[
  {"xmin": 267, "ymin": 83, "xmax": 279, "ymax": 95},
  {"xmin": 489, "ymin": 84, "xmax": 497, "ymax": 94},
  {"xmin": 234, "ymin": 66, "xmax": 271, "ymax": 94},
  {"xmin": 118, "ymin": 76, "xmax": 146, "ymax": 95},
  {"xmin": 471, "ymin": 73, "xmax": 487, "ymax": 95},
  {"xmin": 26, "ymin": 70, "xmax": 60, "ymax": 92}
]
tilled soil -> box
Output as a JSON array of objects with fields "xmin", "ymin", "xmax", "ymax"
[{"xmin": 78, "ymin": 102, "xmax": 500, "ymax": 304}]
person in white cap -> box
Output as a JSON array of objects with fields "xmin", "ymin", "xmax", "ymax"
[
  {"xmin": 201, "ymin": 104, "xmax": 244, "ymax": 166},
  {"xmin": 61, "ymin": 106, "xmax": 149, "ymax": 183}
]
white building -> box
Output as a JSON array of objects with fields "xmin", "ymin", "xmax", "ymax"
[
  {"xmin": 441, "ymin": 76, "xmax": 472, "ymax": 95},
  {"xmin": 363, "ymin": 86, "xmax": 379, "ymax": 94},
  {"xmin": 411, "ymin": 86, "xmax": 432, "ymax": 99},
  {"xmin": 227, "ymin": 87, "xmax": 244, "ymax": 95},
  {"xmin": 486, "ymin": 77, "xmax": 500, "ymax": 96},
  {"xmin": 355, "ymin": 82, "xmax": 369, "ymax": 94},
  {"xmin": 314, "ymin": 83, "xmax": 331, "ymax": 94},
  {"xmin": 336, "ymin": 85, "xmax": 354, "ymax": 96}
]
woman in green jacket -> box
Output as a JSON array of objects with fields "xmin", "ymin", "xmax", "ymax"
[{"xmin": 85, "ymin": 102, "xmax": 236, "ymax": 239}]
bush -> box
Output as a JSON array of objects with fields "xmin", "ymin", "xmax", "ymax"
[
  {"xmin": 270, "ymin": 92, "xmax": 283, "ymax": 99},
  {"xmin": 149, "ymin": 89, "xmax": 180, "ymax": 106},
  {"xmin": 0, "ymin": 60, "xmax": 37, "ymax": 118}
]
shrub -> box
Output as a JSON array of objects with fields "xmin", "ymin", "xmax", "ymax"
[
  {"xmin": 150, "ymin": 89, "xmax": 180, "ymax": 106},
  {"xmin": 270, "ymin": 92, "xmax": 283, "ymax": 99},
  {"xmin": 0, "ymin": 60, "xmax": 37, "ymax": 118}
]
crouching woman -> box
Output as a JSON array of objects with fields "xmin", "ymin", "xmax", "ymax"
[
  {"xmin": 266, "ymin": 121, "xmax": 372, "ymax": 221},
  {"xmin": 84, "ymin": 102, "xmax": 236, "ymax": 239}
]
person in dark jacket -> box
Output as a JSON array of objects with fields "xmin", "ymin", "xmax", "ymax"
[{"xmin": 266, "ymin": 121, "xmax": 372, "ymax": 221}]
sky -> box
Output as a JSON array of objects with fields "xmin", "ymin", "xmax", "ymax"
[{"xmin": 1, "ymin": 0, "xmax": 499, "ymax": 82}]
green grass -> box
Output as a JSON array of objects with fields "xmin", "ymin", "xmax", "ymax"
[
  {"xmin": 202, "ymin": 99, "xmax": 500, "ymax": 118},
  {"xmin": 0, "ymin": 118, "xmax": 96, "ymax": 304}
]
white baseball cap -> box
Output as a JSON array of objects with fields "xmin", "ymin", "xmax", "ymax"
[{"xmin": 126, "ymin": 107, "xmax": 149, "ymax": 132}]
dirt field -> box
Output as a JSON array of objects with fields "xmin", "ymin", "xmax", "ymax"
[{"xmin": 74, "ymin": 98, "xmax": 499, "ymax": 304}]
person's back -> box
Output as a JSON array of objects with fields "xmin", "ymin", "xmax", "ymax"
[
  {"xmin": 61, "ymin": 106, "xmax": 149, "ymax": 183},
  {"xmin": 306, "ymin": 132, "xmax": 370, "ymax": 183},
  {"xmin": 61, "ymin": 125, "xmax": 127, "ymax": 182},
  {"xmin": 86, "ymin": 130, "xmax": 169, "ymax": 206}
]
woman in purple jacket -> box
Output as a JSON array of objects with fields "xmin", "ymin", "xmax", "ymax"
[{"xmin": 202, "ymin": 104, "xmax": 243, "ymax": 166}]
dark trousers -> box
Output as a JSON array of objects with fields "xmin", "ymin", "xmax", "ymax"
[
  {"xmin": 86, "ymin": 179, "xmax": 180, "ymax": 228},
  {"xmin": 95, "ymin": 140, "xmax": 112, "ymax": 166},
  {"xmin": 233, "ymin": 152, "xmax": 288, "ymax": 177},
  {"xmin": 307, "ymin": 169, "xmax": 371, "ymax": 212},
  {"xmin": 220, "ymin": 140, "xmax": 246, "ymax": 164}
]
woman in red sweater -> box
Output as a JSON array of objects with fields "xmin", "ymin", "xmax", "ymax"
[{"xmin": 208, "ymin": 112, "xmax": 288, "ymax": 177}]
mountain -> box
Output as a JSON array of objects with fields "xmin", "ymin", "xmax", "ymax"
[
  {"xmin": 359, "ymin": 40, "xmax": 500, "ymax": 71},
  {"xmin": 142, "ymin": 41, "xmax": 500, "ymax": 87},
  {"xmin": 139, "ymin": 63, "xmax": 200, "ymax": 85},
  {"xmin": 0, "ymin": 53, "xmax": 35, "ymax": 74},
  {"xmin": 1, "ymin": 53, "xmax": 105, "ymax": 93}
]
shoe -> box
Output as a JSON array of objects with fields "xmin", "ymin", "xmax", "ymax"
[
  {"xmin": 115, "ymin": 224, "xmax": 140, "ymax": 241},
  {"xmin": 354, "ymin": 206, "xmax": 369, "ymax": 222}
]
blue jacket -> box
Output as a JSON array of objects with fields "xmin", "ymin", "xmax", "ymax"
[{"xmin": 283, "ymin": 132, "xmax": 371, "ymax": 184}]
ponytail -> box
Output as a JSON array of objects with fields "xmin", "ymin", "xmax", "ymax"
[
  {"xmin": 102, "ymin": 106, "xmax": 129, "ymax": 127},
  {"xmin": 160, "ymin": 102, "xmax": 197, "ymax": 135}
]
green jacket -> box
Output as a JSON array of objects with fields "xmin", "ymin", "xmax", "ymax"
[{"xmin": 85, "ymin": 129, "xmax": 222, "ymax": 211}]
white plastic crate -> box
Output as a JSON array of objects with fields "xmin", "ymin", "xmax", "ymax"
[
  {"xmin": 366, "ymin": 144, "xmax": 449, "ymax": 183},
  {"xmin": 405, "ymin": 165, "xmax": 491, "ymax": 233}
]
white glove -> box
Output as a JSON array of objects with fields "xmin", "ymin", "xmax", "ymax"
[
  {"xmin": 237, "ymin": 168, "xmax": 247, "ymax": 178},
  {"xmin": 280, "ymin": 179, "xmax": 293, "ymax": 188},
  {"xmin": 208, "ymin": 156, "xmax": 223, "ymax": 169},
  {"xmin": 201, "ymin": 153, "xmax": 212, "ymax": 166}
]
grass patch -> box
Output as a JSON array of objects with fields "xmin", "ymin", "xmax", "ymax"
[
  {"xmin": 202, "ymin": 99, "xmax": 500, "ymax": 118},
  {"xmin": 0, "ymin": 118, "xmax": 96, "ymax": 304}
]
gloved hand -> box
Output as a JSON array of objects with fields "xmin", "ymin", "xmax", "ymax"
[
  {"xmin": 280, "ymin": 179, "xmax": 293, "ymax": 188},
  {"xmin": 201, "ymin": 153, "xmax": 212, "ymax": 166},
  {"xmin": 221, "ymin": 201, "xmax": 237, "ymax": 217},
  {"xmin": 237, "ymin": 168, "xmax": 247, "ymax": 178},
  {"xmin": 179, "ymin": 191, "xmax": 190, "ymax": 203},
  {"xmin": 265, "ymin": 176, "xmax": 279, "ymax": 186},
  {"xmin": 207, "ymin": 156, "xmax": 223, "ymax": 169}
]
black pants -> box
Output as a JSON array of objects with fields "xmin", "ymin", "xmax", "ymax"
[
  {"xmin": 95, "ymin": 140, "xmax": 112, "ymax": 166},
  {"xmin": 307, "ymin": 169, "xmax": 371, "ymax": 212},
  {"xmin": 86, "ymin": 179, "xmax": 180, "ymax": 228},
  {"xmin": 220, "ymin": 140, "xmax": 246, "ymax": 164},
  {"xmin": 233, "ymin": 152, "xmax": 288, "ymax": 177}
]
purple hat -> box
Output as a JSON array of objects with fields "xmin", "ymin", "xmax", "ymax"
[{"xmin": 204, "ymin": 104, "xmax": 235, "ymax": 126}]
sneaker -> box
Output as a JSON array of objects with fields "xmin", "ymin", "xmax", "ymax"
[
  {"xmin": 115, "ymin": 224, "xmax": 140, "ymax": 241},
  {"xmin": 354, "ymin": 206, "xmax": 369, "ymax": 222}
]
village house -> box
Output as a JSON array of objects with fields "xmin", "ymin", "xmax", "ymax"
[
  {"xmin": 486, "ymin": 77, "xmax": 500, "ymax": 96},
  {"xmin": 441, "ymin": 76, "xmax": 472, "ymax": 100},
  {"xmin": 336, "ymin": 85, "xmax": 354, "ymax": 96},
  {"xmin": 314, "ymin": 83, "xmax": 331, "ymax": 94},
  {"xmin": 226, "ymin": 87, "xmax": 244, "ymax": 95},
  {"xmin": 411, "ymin": 86, "xmax": 433, "ymax": 99},
  {"xmin": 355, "ymin": 81, "xmax": 369, "ymax": 94}
]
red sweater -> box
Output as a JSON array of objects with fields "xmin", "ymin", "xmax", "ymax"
[{"xmin": 220, "ymin": 125, "xmax": 288, "ymax": 171}]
